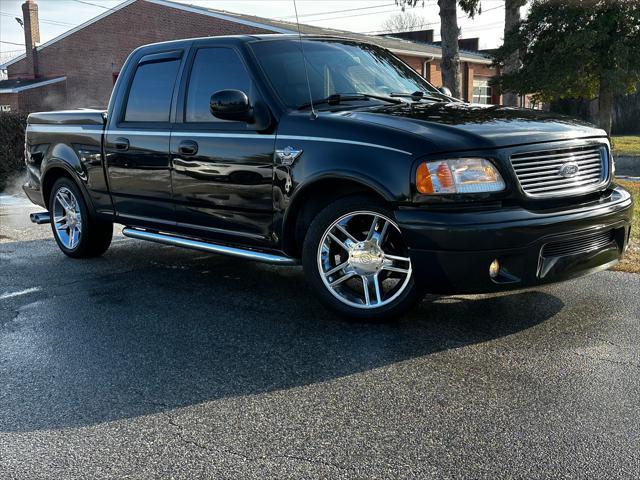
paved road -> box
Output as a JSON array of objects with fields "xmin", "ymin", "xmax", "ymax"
[{"xmin": 1, "ymin": 194, "xmax": 639, "ymax": 479}]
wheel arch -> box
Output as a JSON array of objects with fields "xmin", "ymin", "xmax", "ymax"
[
  {"xmin": 41, "ymin": 162, "xmax": 95, "ymax": 216},
  {"xmin": 281, "ymin": 175, "xmax": 393, "ymax": 257}
]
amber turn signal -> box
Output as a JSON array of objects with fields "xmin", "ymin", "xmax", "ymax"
[{"xmin": 416, "ymin": 162, "xmax": 435, "ymax": 194}]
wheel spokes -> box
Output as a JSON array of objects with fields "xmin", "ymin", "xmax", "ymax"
[
  {"xmin": 324, "ymin": 261, "xmax": 349, "ymax": 278},
  {"xmin": 335, "ymin": 223, "xmax": 358, "ymax": 244},
  {"xmin": 361, "ymin": 276, "xmax": 371, "ymax": 306},
  {"xmin": 373, "ymin": 273, "xmax": 382, "ymax": 305},
  {"xmin": 53, "ymin": 187, "xmax": 82, "ymax": 250},
  {"xmin": 68, "ymin": 226, "xmax": 76, "ymax": 249},
  {"xmin": 56, "ymin": 191, "xmax": 72, "ymax": 211},
  {"xmin": 366, "ymin": 215, "xmax": 389, "ymax": 246},
  {"xmin": 318, "ymin": 210, "xmax": 412, "ymax": 309},
  {"xmin": 328, "ymin": 232, "xmax": 350, "ymax": 252},
  {"xmin": 330, "ymin": 271, "xmax": 356, "ymax": 287},
  {"xmin": 382, "ymin": 254, "xmax": 411, "ymax": 274}
]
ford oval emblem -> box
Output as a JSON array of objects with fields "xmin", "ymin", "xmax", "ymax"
[{"xmin": 559, "ymin": 161, "xmax": 580, "ymax": 178}]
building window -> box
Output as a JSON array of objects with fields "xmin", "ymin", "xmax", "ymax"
[
  {"xmin": 0, "ymin": 105, "xmax": 11, "ymax": 112},
  {"xmin": 472, "ymin": 78, "xmax": 492, "ymax": 104},
  {"xmin": 112, "ymin": 72, "xmax": 119, "ymax": 84}
]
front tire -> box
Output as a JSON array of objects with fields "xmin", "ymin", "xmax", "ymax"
[
  {"xmin": 49, "ymin": 177, "xmax": 113, "ymax": 258},
  {"xmin": 302, "ymin": 196, "xmax": 424, "ymax": 322}
]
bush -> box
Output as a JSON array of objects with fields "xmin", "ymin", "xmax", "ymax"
[{"xmin": 0, "ymin": 112, "xmax": 28, "ymax": 192}]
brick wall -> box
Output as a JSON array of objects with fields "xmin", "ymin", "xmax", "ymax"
[
  {"xmin": 398, "ymin": 55, "xmax": 425, "ymax": 76},
  {"xmin": 8, "ymin": 0, "xmax": 273, "ymax": 110},
  {"xmin": 398, "ymin": 55, "xmax": 498, "ymax": 103},
  {"xmin": 19, "ymin": 81, "xmax": 67, "ymax": 112},
  {"xmin": 0, "ymin": 93, "xmax": 20, "ymax": 112},
  {"xmin": 424, "ymin": 60, "xmax": 443, "ymax": 87}
]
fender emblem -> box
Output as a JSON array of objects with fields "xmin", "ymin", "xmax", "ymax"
[
  {"xmin": 276, "ymin": 146, "xmax": 303, "ymax": 166},
  {"xmin": 558, "ymin": 161, "xmax": 580, "ymax": 178}
]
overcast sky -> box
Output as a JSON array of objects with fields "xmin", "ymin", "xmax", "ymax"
[{"xmin": 1, "ymin": 0, "xmax": 514, "ymax": 63}]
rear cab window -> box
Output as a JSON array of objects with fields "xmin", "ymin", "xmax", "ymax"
[{"xmin": 124, "ymin": 57, "xmax": 181, "ymax": 123}]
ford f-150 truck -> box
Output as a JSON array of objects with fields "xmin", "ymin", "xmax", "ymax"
[{"xmin": 23, "ymin": 35, "xmax": 633, "ymax": 320}]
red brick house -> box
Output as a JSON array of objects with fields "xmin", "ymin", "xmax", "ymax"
[{"xmin": 0, "ymin": 0, "xmax": 498, "ymax": 113}]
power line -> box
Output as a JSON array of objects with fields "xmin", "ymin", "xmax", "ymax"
[
  {"xmin": 69, "ymin": 0, "xmax": 127, "ymax": 13},
  {"xmin": 277, "ymin": 3, "xmax": 397, "ymax": 20},
  {"xmin": 0, "ymin": 40, "xmax": 25, "ymax": 46},
  {"xmin": 295, "ymin": 7, "xmax": 403, "ymax": 24},
  {"xmin": 0, "ymin": 11, "xmax": 76, "ymax": 27},
  {"xmin": 70, "ymin": 0, "xmax": 114, "ymax": 9},
  {"xmin": 359, "ymin": 3, "xmax": 505, "ymax": 35}
]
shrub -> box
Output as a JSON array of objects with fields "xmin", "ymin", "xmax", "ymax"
[{"xmin": 0, "ymin": 112, "xmax": 28, "ymax": 192}]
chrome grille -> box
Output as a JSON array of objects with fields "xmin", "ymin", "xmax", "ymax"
[
  {"xmin": 510, "ymin": 144, "xmax": 607, "ymax": 197},
  {"xmin": 542, "ymin": 229, "xmax": 615, "ymax": 257}
]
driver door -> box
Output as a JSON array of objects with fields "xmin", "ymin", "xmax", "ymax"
[{"xmin": 170, "ymin": 46, "xmax": 275, "ymax": 246}]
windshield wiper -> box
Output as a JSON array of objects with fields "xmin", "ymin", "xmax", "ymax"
[
  {"xmin": 390, "ymin": 91, "xmax": 447, "ymax": 102},
  {"xmin": 297, "ymin": 93, "xmax": 402, "ymax": 110}
]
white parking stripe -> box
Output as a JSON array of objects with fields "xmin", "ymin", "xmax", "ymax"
[{"xmin": 0, "ymin": 287, "xmax": 41, "ymax": 300}]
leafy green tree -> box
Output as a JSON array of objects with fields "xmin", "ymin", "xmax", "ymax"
[
  {"xmin": 494, "ymin": 0, "xmax": 640, "ymax": 133},
  {"xmin": 396, "ymin": 0, "xmax": 480, "ymax": 99}
]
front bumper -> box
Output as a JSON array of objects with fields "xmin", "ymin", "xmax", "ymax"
[{"xmin": 395, "ymin": 186, "xmax": 634, "ymax": 294}]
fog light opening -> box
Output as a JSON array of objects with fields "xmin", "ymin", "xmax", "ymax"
[{"xmin": 489, "ymin": 259, "xmax": 500, "ymax": 279}]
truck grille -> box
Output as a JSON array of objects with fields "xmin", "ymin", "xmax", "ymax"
[
  {"xmin": 542, "ymin": 229, "xmax": 615, "ymax": 257},
  {"xmin": 510, "ymin": 144, "xmax": 607, "ymax": 197}
]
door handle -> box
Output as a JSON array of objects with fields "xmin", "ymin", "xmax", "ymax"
[
  {"xmin": 114, "ymin": 137, "xmax": 129, "ymax": 151},
  {"xmin": 178, "ymin": 140, "xmax": 198, "ymax": 156}
]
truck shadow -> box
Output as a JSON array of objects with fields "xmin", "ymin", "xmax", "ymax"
[{"xmin": 0, "ymin": 238, "xmax": 564, "ymax": 432}]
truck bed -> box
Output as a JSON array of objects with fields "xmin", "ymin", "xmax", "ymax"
[
  {"xmin": 23, "ymin": 109, "xmax": 109, "ymax": 212},
  {"xmin": 28, "ymin": 109, "xmax": 106, "ymax": 126}
]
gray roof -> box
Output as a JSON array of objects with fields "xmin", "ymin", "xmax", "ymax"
[
  {"xmin": 1, "ymin": 0, "xmax": 493, "ymax": 69},
  {"xmin": 0, "ymin": 76, "xmax": 66, "ymax": 93}
]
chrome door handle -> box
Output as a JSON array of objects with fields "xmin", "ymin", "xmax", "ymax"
[
  {"xmin": 114, "ymin": 137, "xmax": 129, "ymax": 151},
  {"xmin": 178, "ymin": 140, "xmax": 198, "ymax": 156}
]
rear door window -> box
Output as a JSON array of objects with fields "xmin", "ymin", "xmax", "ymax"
[{"xmin": 124, "ymin": 59, "xmax": 180, "ymax": 122}]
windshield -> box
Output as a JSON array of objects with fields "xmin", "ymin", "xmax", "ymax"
[{"xmin": 250, "ymin": 38, "xmax": 444, "ymax": 109}]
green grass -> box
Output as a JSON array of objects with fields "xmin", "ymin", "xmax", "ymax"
[
  {"xmin": 611, "ymin": 136, "xmax": 640, "ymax": 156},
  {"xmin": 612, "ymin": 179, "xmax": 639, "ymax": 274}
]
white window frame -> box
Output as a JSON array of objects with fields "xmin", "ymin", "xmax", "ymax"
[{"xmin": 472, "ymin": 77, "xmax": 492, "ymax": 105}]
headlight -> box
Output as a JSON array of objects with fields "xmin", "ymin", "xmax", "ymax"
[{"xmin": 416, "ymin": 158, "xmax": 505, "ymax": 194}]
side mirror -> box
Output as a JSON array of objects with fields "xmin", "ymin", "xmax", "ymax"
[
  {"xmin": 438, "ymin": 86, "xmax": 453, "ymax": 97},
  {"xmin": 210, "ymin": 89, "xmax": 253, "ymax": 122}
]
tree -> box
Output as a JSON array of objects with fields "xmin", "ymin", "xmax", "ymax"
[
  {"xmin": 396, "ymin": 0, "xmax": 480, "ymax": 99},
  {"xmin": 501, "ymin": 0, "xmax": 526, "ymax": 107},
  {"xmin": 494, "ymin": 0, "xmax": 640, "ymax": 133},
  {"xmin": 381, "ymin": 11, "xmax": 425, "ymax": 33}
]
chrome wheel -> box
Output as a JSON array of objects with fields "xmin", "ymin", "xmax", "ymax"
[
  {"xmin": 52, "ymin": 186, "xmax": 82, "ymax": 250},
  {"xmin": 317, "ymin": 211, "xmax": 412, "ymax": 309}
]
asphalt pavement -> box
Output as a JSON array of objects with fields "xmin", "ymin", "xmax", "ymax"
[{"xmin": 1, "ymin": 193, "xmax": 639, "ymax": 479}]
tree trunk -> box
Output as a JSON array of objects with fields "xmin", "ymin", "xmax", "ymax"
[
  {"xmin": 598, "ymin": 78, "xmax": 613, "ymax": 135},
  {"xmin": 438, "ymin": 0, "xmax": 462, "ymax": 99},
  {"xmin": 502, "ymin": 0, "xmax": 525, "ymax": 107}
]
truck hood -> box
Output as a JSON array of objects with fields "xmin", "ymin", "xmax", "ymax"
[{"xmin": 345, "ymin": 102, "xmax": 606, "ymax": 151}]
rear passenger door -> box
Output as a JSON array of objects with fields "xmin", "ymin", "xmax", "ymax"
[
  {"xmin": 105, "ymin": 50, "xmax": 183, "ymax": 227},
  {"xmin": 170, "ymin": 46, "xmax": 275, "ymax": 245}
]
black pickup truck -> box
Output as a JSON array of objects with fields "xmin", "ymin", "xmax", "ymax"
[{"xmin": 23, "ymin": 35, "xmax": 633, "ymax": 320}]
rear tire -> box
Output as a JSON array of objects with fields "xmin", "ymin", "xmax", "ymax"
[
  {"xmin": 49, "ymin": 177, "xmax": 113, "ymax": 258},
  {"xmin": 302, "ymin": 195, "xmax": 424, "ymax": 322}
]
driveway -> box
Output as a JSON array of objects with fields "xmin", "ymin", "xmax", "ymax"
[{"xmin": 1, "ymin": 194, "xmax": 639, "ymax": 479}]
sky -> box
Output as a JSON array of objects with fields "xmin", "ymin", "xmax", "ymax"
[{"xmin": 0, "ymin": 0, "xmax": 515, "ymax": 64}]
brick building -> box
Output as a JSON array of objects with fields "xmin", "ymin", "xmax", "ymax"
[{"xmin": 0, "ymin": 0, "xmax": 498, "ymax": 113}]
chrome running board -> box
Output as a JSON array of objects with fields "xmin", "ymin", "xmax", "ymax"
[
  {"xmin": 122, "ymin": 227, "xmax": 298, "ymax": 265},
  {"xmin": 30, "ymin": 212, "xmax": 51, "ymax": 224}
]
